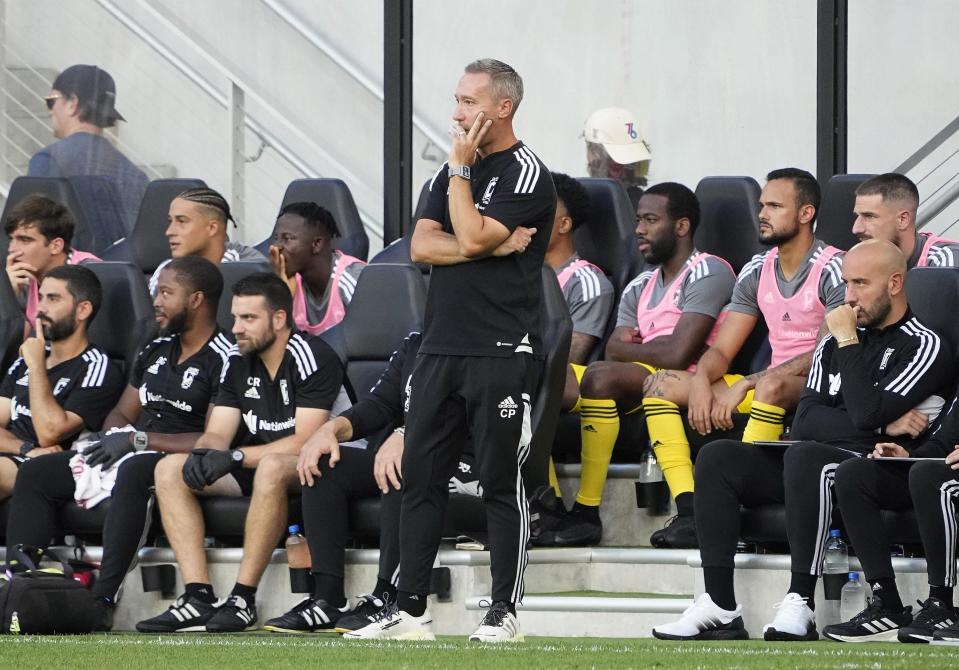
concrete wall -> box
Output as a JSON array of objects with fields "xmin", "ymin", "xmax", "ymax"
[{"xmin": 3, "ymin": 0, "xmax": 958, "ymax": 244}]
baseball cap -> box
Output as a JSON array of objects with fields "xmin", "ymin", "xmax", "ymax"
[
  {"xmin": 51, "ymin": 64, "xmax": 125, "ymax": 126},
  {"xmin": 583, "ymin": 107, "xmax": 651, "ymax": 165}
]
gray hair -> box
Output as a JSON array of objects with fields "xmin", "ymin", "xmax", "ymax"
[{"xmin": 464, "ymin": 59, "xmax": 524, "ymax": 114}]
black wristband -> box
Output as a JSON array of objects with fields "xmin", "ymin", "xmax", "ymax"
[{"xmin": 19, "ymin": 442, "xmax": 35, "ymax": 457}]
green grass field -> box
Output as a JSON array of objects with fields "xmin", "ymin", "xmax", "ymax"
[{"xmin": 2, "ymin": 634, "xmax": 958, "ymax": 669}]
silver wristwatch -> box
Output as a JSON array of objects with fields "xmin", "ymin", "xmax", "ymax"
[
  {"xmin": 448, "ymin": 164, "xmax": 471, "ymax": 181},
  {"xmin": 133, "ymin": 431, "xmax": 149, "ymax": 452}
]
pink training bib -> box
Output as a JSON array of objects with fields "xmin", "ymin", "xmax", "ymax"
[
  {"xmin": 25, "ymin": 250, "xmax": 100, "ymax": 329},
  {"xmin": 916, "ymin": 232, "xmax": 956, "ymax": 267},
  {"xmin": 555, "ymin": 257, "xmax": 603, "ymax": 291},
  {"xmin": 635, "ymin": 252, "xmax": 732, "ymax": 371},
  {"xmin": 758, "ymin": 245, "xmax": 841, "ymax": 367},
  {"xmin": 292, "ymin": 251, "xmax": 365, "ymax": 335}
]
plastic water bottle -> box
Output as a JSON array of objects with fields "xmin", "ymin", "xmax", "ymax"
[
  {"xmin": 840, "ymin": 572, "xmax": 866, "ymax": 622},
  {"xmin": 637, "ymin": 447, "xmax": 669, "ymax": 516},
  {"xmin": 821, "ymin": 530, "xmax": 849, "ymax": 626},
  {"xmin": 285, "ymin": 524, "xmax": 310, "ymax": 568}
]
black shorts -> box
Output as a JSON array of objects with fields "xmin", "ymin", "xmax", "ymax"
[
  {"xmin": 0, "ymin": 453, "xmax": 28, "ymax": 468},
  {"xmin": 233, "ymin": 467, "xmax": 255, "ymax": 496}
]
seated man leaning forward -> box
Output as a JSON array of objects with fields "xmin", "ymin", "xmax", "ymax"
[
  {"xmin": 641, "ymin": 167, "xmax": 845, "ymax": 548},
  {"xmin": 0, "ymin": 265, "xmax": 123, "ymax": 500},
  {"xmin": 652, "ymin": 240, "xmax": 954, "ymax": 641},
  {"xmin": 137, "ymin": 272, "xmax": 357, "ymax": 633},
  {"xmin": 536, "ymin": 181, "xmax": 735, "ymax": 547}
]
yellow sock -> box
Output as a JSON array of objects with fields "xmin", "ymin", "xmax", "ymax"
[
  {"xmin": 642, "ymin": 398, "xmax": 694, "ymax": 498},
  {"xmin": 576, "ymin": 398, "xmax": 619, "ymax": 506},
  {"xmin": 548, "ymin": 458, "xmax": 562, "ymax": 498},
  {"xmin": 741, "ymin": 401, "xmax": 786, "ymax": 443},
  {"xmin": 569, "ymin": 394, "xmax": 583, "ymax": 414}
]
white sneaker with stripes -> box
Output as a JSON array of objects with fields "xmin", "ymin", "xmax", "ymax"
[
  {"xmin": 342, "ymin": 603, "xmax": 435, "ymax": 640},
  {"xmin": 652, "ymin": 593, "xmax": 750, "ymax": 640},
  {"xmin": 469, "ymin": 601, "xmax": 524, "ymax": 643},
  {"xmin": 763, "ymin": 593, "xmax": 819, "ymax": 641},
  {"xmin": 135, "ymin": 593, "xmax": 218, "ymax": 633}
]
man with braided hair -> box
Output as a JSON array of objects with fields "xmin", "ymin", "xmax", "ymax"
[
  {"xmin": 267, "ymin": 201, "xmax": 366, "ymax": 335},
  {"xmin": 148, "ymin": 187, "xmax": 265, "ymax": 295}
]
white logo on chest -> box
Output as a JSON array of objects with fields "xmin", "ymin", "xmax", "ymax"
[
  {"xmin": 880, "ymin": 348, "xmax": 895, "ymax": 370},
  {"xmin": 181, "ymin": 367, "xmax": 199, "ymax": 390},
  {"xmin": 147, "ymin": 356, "xmax": 167, "ymax": 375}
]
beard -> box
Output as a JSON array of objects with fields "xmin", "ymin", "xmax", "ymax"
[
  {"xmin": 39, "ymin": 313, "xmax": 77, "ymax": 342},
  {"xmin": 759, "ymin": 225, "xmax": 799, "ymax": 246},
  {"xmin": 158, "ymin": 308, "xmax": 189, "ymax": 337},
  {"xmin": 236, "ymin": 329, "xmax": 277, "ymax": 356},
  {"xmin": 856, "ymin": 293, "xmax": 892, "ymax": 329},
  {"xmin": 643, "ymin": 234, "xmax": 678, "ymax": 266}
]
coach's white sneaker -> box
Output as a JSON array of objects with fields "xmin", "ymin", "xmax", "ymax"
[
  {"xmin": 652, "ymin": 593, "xmax": 749, "ymax": 640},
  {"xmin": 469, "ymin": 601, "xmax": 524, "ymax": 643},
  {"xmin": 342, "ymin": 603, "xmax": 435, "ymax": 641},
  {"xmin": 763, "ymin": 593, "xmax": 819, "ymax": 641}
]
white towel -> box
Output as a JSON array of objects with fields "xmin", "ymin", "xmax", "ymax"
[{"xmin": 70, "ymin": 426, "xmax": 142, "ymax": 509}]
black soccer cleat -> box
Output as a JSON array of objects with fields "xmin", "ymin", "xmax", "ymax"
[
  {"xmin": 135, "ymin": 593, "xmax": 218, "ymax": 633},
  {"xmin": 334, "ymin": 594, "xmax": 390, "ymax": 633},
  {"xmin": 650, "ymin": 514, "xmax": 698, "ymax": 549},
  {"xmin": 205, "ymin": 594, "xmax": 257, "ymax": 632},
  {"xmin": 263, "ymin": 597, "xmax": 347, "ymax": 634},
  {"xmin": 899, "ymin": 597, "xmax": 956, "ymax": 643}
]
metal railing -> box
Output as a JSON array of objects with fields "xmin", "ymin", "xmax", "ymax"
[
  {"xmin": 896, "ymin": 113, "xmax": 959, "ymax": 231},
  {"xmin": 92, "ymin": 0, "xmax": 381, "ymax": 241},
  {"xmin": 259, "ymin": 0, "xmax": 450, "ymax": 156}
]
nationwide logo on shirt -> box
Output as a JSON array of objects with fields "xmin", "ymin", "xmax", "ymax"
[
  {"xmin": 181, "ymin": 367, "xmax": 199, "ymax": 390},
  {"xmin": 147, "ymin": 356, "xmax": 167, "ymax": 375}
]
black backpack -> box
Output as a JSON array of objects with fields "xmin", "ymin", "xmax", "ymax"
[{"xmin": 0, "ymin": 545, "xmax": 96, "ymax": 634}]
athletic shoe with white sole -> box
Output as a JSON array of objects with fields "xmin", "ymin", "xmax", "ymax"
[
  {"xmin": 135, "ymin": 593, "xmax": 218, "ymax": 633},
  {"xmin": 763, "ymin": 593, "xmax": 819, "ymax": 641},
  {"xmin": 822, "ymin": 595, "xmax": 912, "ymax": 642},
  {"xmin": 342, "ymin": 602, "xmax": 435, "ymax": 640},
  {"xmin": 899, "ymin": 598, "xmax": 956, "ymax": 643},
  {"xmin": 652, "ymin": 593, "xmax": 749, "ymax": 640},
  {"xmin": 205, "ymin": 594, "xmax": 257, "ymax": 632},
  {"xmin": 469, "ymin": 601, "xmax": 524, "ymax": 643},
  {"xmin": 262, "ymin": 597, "xmax": 348, "ymax": 634},
  {"xmin": 334, "ymin": 594, "xmax": 389, "ymax": 633}
]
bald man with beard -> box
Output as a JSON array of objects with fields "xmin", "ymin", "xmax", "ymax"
[{"xmin": 653, "ymin": 240, "xmax": 956, "ymax": 642}]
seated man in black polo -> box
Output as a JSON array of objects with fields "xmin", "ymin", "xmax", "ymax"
[
  {"xmin": 137, "ymin": 272, "xmax": 355, "ymax": 633},
  {"xmin": 262, "ymin": 331, "xmax": 481, "ymax": 633},
  {"xmin": 4, "ymin": 256, "xmax": 230, "ymax": 630},
  {"xmin": 0, "ymin": 265, "xmax": 122, "ymax": 500}
]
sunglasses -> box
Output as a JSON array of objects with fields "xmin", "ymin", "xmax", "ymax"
[{"xmin": 44, "ymin": 94, "xmax": 62, "ymax": 110}]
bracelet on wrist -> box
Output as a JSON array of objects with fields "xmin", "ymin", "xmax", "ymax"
[{"xmin": 836, "ymin": 336, "xmax": 858, "ymax": 345}]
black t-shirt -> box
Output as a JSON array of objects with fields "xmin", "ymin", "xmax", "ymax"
[
  {"xmin": 0, "ymin": 345, "xmax": 124, "ymax": 445},
  {"xmin": 129, "ymin": 330, "xmax": 233, "ymax": 434},
  {"xmin": 215, "ymin": 332, "xmax": 349, "ymax": 446},
  {"xmin": 420, "ymin": 141, "xmax": 556, "ymax": 358}
]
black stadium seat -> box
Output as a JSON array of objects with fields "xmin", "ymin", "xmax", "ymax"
[
  {"xmin": 816, "ymin": 174, "xmax": 875, "ymax": 251},
  {"xmin": 0, "ymin": 272, "xmax": 24, "ymax": 371},
  {"xmin": 215, "ymin": 262, "xmax": 271, "ymax": 332},
  {"xmin": 276, "ymin": 178, "xmax": 370, "ymax": 261},
  {"xmin": 100, "ymin": 178, "xmax": 207, "ymax": 273},
  {"xmin": 85, "ymin": 262, "xmax": 156, "ymax": 370},
  {"xmin": 694, "ymin": 176, "xmax": 765, "ymax": 275},
  {"xmin": 575, "ymin": 178, "xmax": 641, "ymax": 296},
  {"xmin": 319, "ymin": 263, "xmax": 426, "ymax": 401},
  {"xmin": 0, "ymin": 177, "xmax": 90, "ymax": 260}
]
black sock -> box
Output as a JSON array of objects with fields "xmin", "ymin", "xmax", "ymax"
[
  {"xmin": 374, "ymin": 578, "xmax": 397, "ymax": 604},
  {"xmin": 398, "ymin": 590, "xmax": 427, "ymax": 617},
  {"xmin": 703, "ymin": 567, "xmax": 736, "ymax": 611},
  {"xmin": 675, "ymin": 492, "xmax": 694, "ymax": 517},
  {"xmin": 571, "ymin": 501, "xmax": 600, "ymax": 520},
  {"xmin": 231, "ymin": 582, "xmax": 257, "ymax": 603},
  {"xmin": 868, "ymin": 578, "xmax": 903, "ymax": 611},
  {"xmin": 185, "ymin": 582, "xmax": 216, "ymax": 604},
  {"xmin": 312, "ymin": 572, "xmax": 346, "ymax": 608},
  {"xmin": 929, "ymin": 585, "xmax": 953, "ymax": 607},
  {"xmin": 787, "ymin": 572, "xmax": 818, "ymax": 608}
]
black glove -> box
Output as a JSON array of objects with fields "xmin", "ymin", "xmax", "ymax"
[
  {"xmin": 182, "ymin": 449, "xmax": 213, "ymax": 491},
  {"xmin": 199, "ymin": 449, "xmax": 238, "ymax": 486},
  {"xmin": 85, "ymin": 432, "xmax": 135, "ymax": 469}
]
